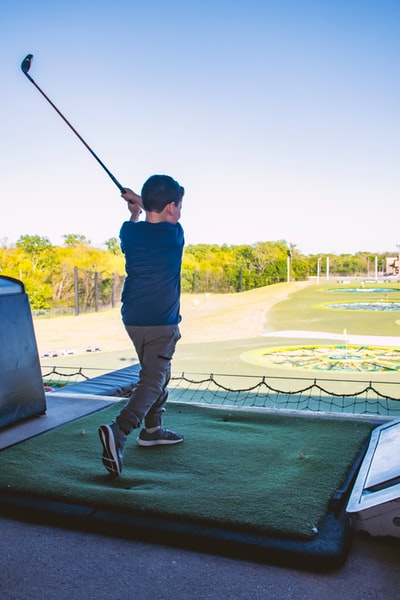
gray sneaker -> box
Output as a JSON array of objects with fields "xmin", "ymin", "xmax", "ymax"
[
  {"xmin": 138, "ymin": 427, "xmax": 184, "ymax": 447},
  {"xmin": 98, "ymin": 423, "xmax": 126, "ymax": 476}
]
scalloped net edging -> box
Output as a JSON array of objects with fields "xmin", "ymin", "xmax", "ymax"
[
  {"xmin": 42, "ymin": 366, "xmax": 400, "ymax": 417},
  {"xmin": 168, "ymin": 373, "xmax": 400, "ymax": 416},
  {"xmin": 42, "ymin": 366, "xmax": 92, "ymax": 387}
]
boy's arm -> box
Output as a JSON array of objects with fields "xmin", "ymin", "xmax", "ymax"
[{"xmin": 121, "ymin": 188, "xmax": 144, "ymax": 222}]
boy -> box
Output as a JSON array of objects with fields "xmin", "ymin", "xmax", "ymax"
[{"xmin": 99, "ymin": 174, "xmax": 185, "ymax": 476}]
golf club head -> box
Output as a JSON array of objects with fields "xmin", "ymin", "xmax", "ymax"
[{"xmin": 21, "ymin": 54, "xmax": 33, "ymax": 75}]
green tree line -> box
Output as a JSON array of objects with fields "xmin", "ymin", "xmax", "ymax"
[{"xmin": 0, "ymin": 235, "xmax": 394, "ymax": 311}]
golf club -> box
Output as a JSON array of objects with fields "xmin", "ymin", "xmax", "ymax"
[{"xmin": 20, "ymin": 54, "xmax": 125, "ymax": 192}]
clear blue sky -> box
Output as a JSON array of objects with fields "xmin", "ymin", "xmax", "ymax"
[{"xmin": 1, "ymin": 0, "xmax": 399, "ymax": 255}]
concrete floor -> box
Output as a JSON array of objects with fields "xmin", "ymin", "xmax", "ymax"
[{"xmin": 1, "ymin": 516, "xmax": 399, "ymax": 600}]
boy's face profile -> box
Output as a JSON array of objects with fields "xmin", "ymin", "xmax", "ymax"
[{"xmin": 170, "ymin": 200, "xmax": 183, "ymax": 224}]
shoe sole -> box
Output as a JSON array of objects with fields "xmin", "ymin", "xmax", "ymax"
[
  {"xmin": 98, "ymin": 425, "xmax": 121, "ymax": 476},
  {"xmin": 137, "ymin": 437, "xmax": 184, "ymax": 447}
]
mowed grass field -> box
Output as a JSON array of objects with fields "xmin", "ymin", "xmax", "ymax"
[
  {"xmin": 34, "ymin": 280, "xmax": 400, "ymax": 351},
  {"xmin": 35, "ymin": 280, "xmax": 400, "ymax": 379},
  {"xmin": 266, "ymin": 281, "xmax": 400, "ymax": 337},
  {"xmin": 34, "ymin": 281, "xmax": 308, "ymax": 356}
]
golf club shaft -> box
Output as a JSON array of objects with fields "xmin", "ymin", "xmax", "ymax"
[{"xmin": 21, "ymin": 55, "xmax": 124, "ymax": 192}]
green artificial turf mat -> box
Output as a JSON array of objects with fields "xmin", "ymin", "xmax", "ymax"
[{"xmin": 0, "ymin": 402, "xmax": 373, "ymax": 540}]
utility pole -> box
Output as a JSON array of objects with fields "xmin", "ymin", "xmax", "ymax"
[{"xmin": 286, "ymin": 245, "xmax": 291, "ymax": 282}]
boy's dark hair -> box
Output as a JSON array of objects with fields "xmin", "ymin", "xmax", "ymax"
[{"xmin": 141, "ymin": 175, "xmax": 185, "ymax": 212}]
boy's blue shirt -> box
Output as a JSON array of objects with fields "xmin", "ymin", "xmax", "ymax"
[{"xmin": 120, "ymin": 220, "xmax": 184, "ymax": 326}]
